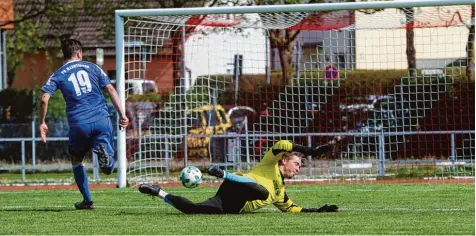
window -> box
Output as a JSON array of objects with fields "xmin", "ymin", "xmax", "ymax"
[
  {"xmin": 142, "ymin": 82, "xmax": 156, "ymax": 94},
  {"xmin": 337, "ymin": 54, "xmax": 346, "ymax": 69}
]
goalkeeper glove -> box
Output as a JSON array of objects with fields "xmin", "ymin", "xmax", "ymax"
[
  {"xmin": 301, "ymin": 204, "xmax": 339, "ymax": 213},
  {"xmin": 311, "ymin": 144, "xmax": 332, "ymax": 157},
  {"xmin": 292, "ymin": 144, "xmax": 332, "ymax": 157}
]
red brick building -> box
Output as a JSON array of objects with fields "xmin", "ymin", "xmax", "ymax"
[{"xmin": 10, "ymin": 0, "xmax": 187, "ymax": 90}]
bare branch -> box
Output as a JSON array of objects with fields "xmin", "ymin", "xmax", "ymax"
[
  {"xmin": 289, "ymin": 30, "xmax": 300, "ymax": 43},
  {"xmin": 207, "ymin": 0, "xmax": 220, "ymax": 7},
  {"xmin": 356, "ymin": 8, "xmax": 384, "ymax": 15},
  {"xmin": 0, "ymin": 7, "xmax": 46, "ymax": 27}
]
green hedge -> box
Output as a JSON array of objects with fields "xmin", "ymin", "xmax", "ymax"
[
  {"xmin": 0, "ymin": 88, "xmax": 35, "ymax": 123},
  {"xmin": 191, "ymin": 68, "xmax": 472, "ymax": 107},
  {"xmin": 1, "ymin": 69, "xmax": 471, "ymax": 123},
  {"xmin": 0, "ymin": 88, "xmax": 67, "ymax": 122},
  {"xmin": 0, "ymin": 88, "xmax": 172, "ymax": 123}
]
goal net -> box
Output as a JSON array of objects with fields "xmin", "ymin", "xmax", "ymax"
[{"xmin": 114, "ymin": 0, "xmax": 475, "ymax": 186}]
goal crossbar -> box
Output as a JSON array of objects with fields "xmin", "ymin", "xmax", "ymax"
[{"xmin": 115, "ymin": 0, "xmax": 473, "ymax": 17}]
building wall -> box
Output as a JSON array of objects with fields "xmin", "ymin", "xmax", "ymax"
[
  {"xmin": 184, "ymin": 28, "xmax": 267, "ymax": 89},
  {"xmin": 355, "ymin": 5, "xmax": 471, "ymax": 70},
  {"xmin": 144, "ymin": 55, "xmax": 174, "ymax": 90},
  {"xmin": 321, "ymin": 30, "xmax": 354, "ymax": 70},
  {"xmin": 13, "ymin": 51, "xmax": 175, "ymax": 90},
  {"xmin": 13, "ymin": 51, "xmax": 58, "ymax": 88}
]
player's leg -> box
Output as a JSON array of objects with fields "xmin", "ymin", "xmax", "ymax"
[
  {"xmin": 138, "ymin": 184, "xmax": 224, "ymax": 214},
  {"xmin": 91, "ymin": 117, "xmax": 115, "ymax": 175},
  {"xmin": 207, "ymin": 165, "xmax": 269, "ymax": 213},
  {"xmin": 68, "ymin": 124, "xmax": 95, "ymax": 210},
  {"xmin": 215, "ymin": 180, "xmax": 269, "ymax": 213},
  {"xmin": 207, "ymin": 165, "xmax": 256, "ymax": 183},
  {"xmin": 207, "ymin": 165, "xmax": 269, "ymax": 199},
  {"xmin": 164, "ymin": 195, "xmax": 224, "ymax": 214}
]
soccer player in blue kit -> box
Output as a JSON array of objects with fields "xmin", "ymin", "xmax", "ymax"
[{"xmin": 39, "ymin": 39, "xmax": 129, "ymax": 210}]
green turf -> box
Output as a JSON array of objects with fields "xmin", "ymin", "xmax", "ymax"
[
  {"xmin": 0, "ymin": 171, "xmax": 114, "ymax": 184},
  {"xmin": 0, "ymin": 184, "xmax": 474, "ymax": 235}
]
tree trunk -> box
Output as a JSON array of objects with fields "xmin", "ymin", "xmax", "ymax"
[
  {"xmin": 404, "ymin": 8, "xmax": 416, "ymax": 77},
  {"xmin": 6, "ymin": 60, "xmax": 20, "ymax": 88},
  {"xmin": 172, "ymin": 28, "xmax": 184, "ymax": 89},
  {"xmin": 269, "ymin": 29, "xmax": 297, "ymax": 86},
  {"xmin": 466, "ymin": 5, "xmax": 475, "ymax": 80},
  {"xmin": 7, "ymin": 70, "xmax": 15, "ymax": 88},
  {"xmin": 171, "ymin": 16, "xmax": 203, "ymax": 89},
  {"xmin": 278, "ymin": 41, "xmax": 294, "ymax": 86}
]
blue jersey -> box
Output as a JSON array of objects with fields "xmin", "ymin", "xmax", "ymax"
[{"xmin": 41, "ymin": 60, "xmax": 111, "ymax": 125}]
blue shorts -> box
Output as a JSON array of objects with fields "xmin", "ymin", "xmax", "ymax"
[{"xmin": 68, "ymin": 117, "xmax": 114, "ymax": 159}]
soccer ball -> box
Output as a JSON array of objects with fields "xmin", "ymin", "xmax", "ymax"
[{"xmin": 179, "ymin": 166, "xmax": 202, "ymax": 188}]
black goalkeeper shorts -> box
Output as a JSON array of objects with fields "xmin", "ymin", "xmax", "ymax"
[
  {"xmin": 165, "ymin": 179, "xmax": 269, "ymax": 214},
  {"xmin": 215, "ymin": 180, "xmax": 269, "ymax": 213}
]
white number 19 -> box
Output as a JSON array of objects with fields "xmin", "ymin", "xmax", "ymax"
[{"xmin": 68, "ymin": 70, "xmax": 92, "ymax": 96}]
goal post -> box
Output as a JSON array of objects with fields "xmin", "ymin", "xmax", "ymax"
[
  {"xmin": 115, "ymin": 14, "xmax": 127, "ymax": 188},
  {"xmin": 115, "ymin": 0, "xmax": 475, "ymax": 187}
]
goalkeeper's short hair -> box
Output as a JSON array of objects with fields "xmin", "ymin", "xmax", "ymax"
[{"xmin": 278, "ymin": 151, "xmax": 303, "ymax": 166}]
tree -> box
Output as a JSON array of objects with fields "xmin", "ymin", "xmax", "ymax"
[
  {"xmin": 254, "ymin": 0, "xmax": 355, "ymax": 86},
  {"xmin": 357, "ymin": 6, "xmax": 418, "ymax": 77},
  {"xmin": 88, "ymin": 0, "xmax": 223, "ymax": 88},
  {"xmin": 153, "ymin": 1, "xmax": 221, "ymax": 89},
  {"xmin": 464, "ymin": 5, "xmax": 475, "ymax": 79},
  {"xmin": 5, "ymin": 18, "xmax": 45, "ymax": 87},
  {"xmin": 255, "ymin": 0, "xmax": 325, "ymax": 86},
  {"xmin": 401, "ymin": 7, "xmax": 416, "ymax": 77},
  {"xmin": 263, "ymin": 0, "xmax": 304, "ymax": 86},
  {"xmin": 360, "ymin": 3, "xmax": 474, "ymax": 79},
  {"xmin": 1, "ymin": 0, "xmax": 221, "ymax": 88},
  {"xmin": 1, "ymin": 0, "xmax": 87, "ymax": 87}
]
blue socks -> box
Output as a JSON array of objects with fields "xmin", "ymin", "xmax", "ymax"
[
  {"xmin": 72, "ymin": 164, "xmax": 92, "ymax": 203},
  {"xmin": 223, "ymin": 171, "xmax": 257, "ymax": 184}
]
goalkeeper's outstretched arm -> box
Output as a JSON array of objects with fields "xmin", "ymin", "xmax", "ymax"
[
  {"xmin": 259, "ymin": 140, "xmax": 335, "ymax": 166},
  {"xmin": 269, "ymin": 140, "xmax": 334, "ymax": 156},
  {"xmin": 274, "ymin": 192, "xmax": 339, "ymax": 213}
]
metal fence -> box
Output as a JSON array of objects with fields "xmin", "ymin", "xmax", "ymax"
[
  {"xmin": 1, "ymin": 122, "xmax": 474, "ymax": 183},
  {"xmin": 0, "ymin": 136, "xmax": 102, "ymax": 182}
]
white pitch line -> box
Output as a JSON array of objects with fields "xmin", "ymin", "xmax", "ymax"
[
  {"xmin": 1, "ymin": 187, "xmax": 469, "ymax": 195},
  {"xmin": 0, "ymin": 205, "xmax": 469, "ymax": 212},
  {"xmin": 0, "ymin": 205, "xmax": 167, "ymax": 210}
]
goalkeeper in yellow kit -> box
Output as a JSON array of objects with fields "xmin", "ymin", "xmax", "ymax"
[{"xmin": 138, "ymin": 140, "xmax": 338, "ymax": 214}]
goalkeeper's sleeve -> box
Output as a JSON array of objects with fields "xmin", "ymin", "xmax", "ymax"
[
  {"xmin": 273, "ymin": 192, "xmax": 303, "ymax": 213},
  {"xmin": 261, "ymin": 140, "xmax": 333, "ymax": 166},
  {"xmin": 273, "ymin": 192, "xmax": 339, "ymax": 213},
  {"xmin": 269, "ymin": 140, "xmax": 332, "ymax": 157},
  {"xmin": 301, "ymin": 204, "xmax": 339, "ymax": 213},
  {"xmin": 291, "ymin": 143, "xmax": 332, "ymax": 157}
]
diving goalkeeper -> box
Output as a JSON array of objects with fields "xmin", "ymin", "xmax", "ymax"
[{"xmin": 138, "ymin": 140, "xmax": 339, "ymax": 214}]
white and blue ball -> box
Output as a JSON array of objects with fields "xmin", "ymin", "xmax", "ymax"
[{"xmin": 179, "ymin": 166, "xmax": 202, "ymax": 188}]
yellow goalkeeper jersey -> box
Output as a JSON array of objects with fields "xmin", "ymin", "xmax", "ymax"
[{"xmin": 239, "ymin": 140, "xmax": 303, "ymax": 213}]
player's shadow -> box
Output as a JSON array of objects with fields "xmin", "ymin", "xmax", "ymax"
[{"xmin": 0, "ymin": 208, "xmax": 76, "ymax": 212}]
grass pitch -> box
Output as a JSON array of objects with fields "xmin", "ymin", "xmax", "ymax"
[{"xmin": 0, "ymin": 183, "xmax": 474, "ymax": 235}]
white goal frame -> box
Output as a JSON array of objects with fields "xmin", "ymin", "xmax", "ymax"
[{"xmin": 114, "ymin": 0, "xmax": 474, "ymax": 188}]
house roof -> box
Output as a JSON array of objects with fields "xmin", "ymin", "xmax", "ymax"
[
  {"xmin": 13, "ymin": 0, "xmax": 209, "ymax": 56},
  {"xmin": 0, "ymin": 0, "xmax": 14, "ymax": 29}
]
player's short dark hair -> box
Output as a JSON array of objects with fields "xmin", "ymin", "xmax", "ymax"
[{"xmin": 61, "ymin": 39, "xmax": 82, "ymax": 60}]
